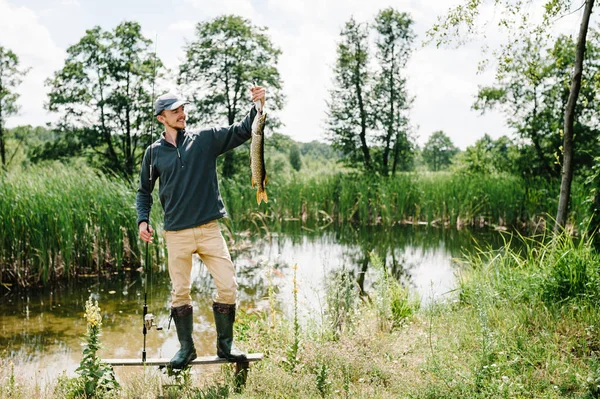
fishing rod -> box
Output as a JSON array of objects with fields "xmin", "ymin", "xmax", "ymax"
[{"xmin": 142, "ymin": 34, "xmax": 162, "ymax": 364}]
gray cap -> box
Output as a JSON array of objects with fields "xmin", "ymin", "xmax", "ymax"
[{"xmin": 154, "ymin": 93, "xmax": 190, "ymax": 116}]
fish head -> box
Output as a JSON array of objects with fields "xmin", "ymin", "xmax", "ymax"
[{"xmin": 255, "ymin": 112, "xmax": 267, "ymax": 135}]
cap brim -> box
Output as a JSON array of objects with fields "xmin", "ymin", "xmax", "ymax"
[
  {"xmin": 166, "ymin": 100, "xmax": 190, "ymax": 111},
  {"xmin": 154, "ymin": 100, "xmax": 190, "ymax": 116}
]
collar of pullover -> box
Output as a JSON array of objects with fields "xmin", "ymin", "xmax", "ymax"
[{"xmin": 160, "ymin": 129, "xmax": 185, "ymax": 146}]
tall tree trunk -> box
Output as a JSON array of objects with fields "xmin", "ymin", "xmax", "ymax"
[
  {"xmin": 125, "ymin": 66, "xmax": 133, "ymax": 177},
  {"xmin": 592, "ymin": 186, "xmax": 600, "ymax": 250},
  {"xmin": 97, "ymin": 70, "xmax": 118, "ymax": 169},
  {"xmin": 530, "ymin": 86, "xmax": 554, "ymax": 176},
  {"xmin": 555, "ymin": 0, "xmax": 594, "ymax": 231},
  {"xmin": 222, "ymin": 68, "xmax": 236, "ymax": 178},
  {"xmin": 354, "ymin": 40, "xmax": 371, "ymax": 170},
  {"xmin": 0, "ymin": 77, "xmax": 5, "ymax": 170},
  {"xmin": 0, "ymin": 105, "xmax": 4, "ymax": 170},
  {"xmin": 382, "ymin": 45, "xmax": 395, "ymax": 176},
  {"xmin": 392, "ymin": 137, "xmax": 399, "ymax": 175}
]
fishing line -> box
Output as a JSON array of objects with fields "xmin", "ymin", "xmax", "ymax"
[{"xmin": 142, "ymin": 34, "xmax": 159, "ymax": 363}]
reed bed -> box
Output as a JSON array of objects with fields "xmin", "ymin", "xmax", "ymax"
[
  {"xmin": 1, "ymin": 167, "xmax": 586, "ymax": 286},
  {"xmin": 223, "ymin": 172, "xmax": 586, "ymax": 229},
  {"xmin": 0, "ymin": 165, "xmax": 142, "ymax": 285}
]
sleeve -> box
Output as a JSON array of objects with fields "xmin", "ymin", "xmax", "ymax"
[
  {"xmin": 211, "ymin": 106, "xmax": 257, "ymax": 156},
  {"xmin": 136, "ymin": 146, "xmax": 158, "ymax": 226}
]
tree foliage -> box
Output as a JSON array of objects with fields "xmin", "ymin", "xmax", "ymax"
[
  {"xmin": 327, "ymin": 9, "xmax": 415, "ymax": 175},
  {"xmin": 44, "ymin": 22, "xmax": 162, "ymax": 178},
  {"xmin": 427, "ymin": 0, "xmax": 595, "ymax": 229},
  {"xmin": 422, "ymin": 130, "xmax": 458, "ymax": 171},
  {"xmin": 289, "ymin": 144, "xmax": 302, "ymax": 172},
  {"xmin": 0, "ymin": 46, "xmax": 28, "ymax": 171},
  {"xmin": 474, "ymin": 32, "xmax": 600, "ymax": 179},
  {"xmin": 454, "ymin": 134, "xmax": 518, "ymax": 175},
  {"xmin": 178, "ymin": 15, "xmax": 284, "ymax": 178},
  {"xmin": 372, "ymin": 8, "xmax": 415, "ymax": 175},
  {"xmin": 326, "ymin": 17, "xmax": 372, "ymax": 171}
]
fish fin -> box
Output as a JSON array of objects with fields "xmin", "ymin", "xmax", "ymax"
[
  {"xmin": 256, "ymin": 189, "xmax": 268, "ymax": 205},
  {"xmin": 264, "ymin": 173, "xmax": 268, "ymax": 185},
  {"xmin": 251, "ymin": 176, "xmax": 255, "ymax": 188}
]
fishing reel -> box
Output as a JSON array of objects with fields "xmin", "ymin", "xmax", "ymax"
[{"xmin": 144, "ymin": 313, "xmax": 163, "ymax": 331}]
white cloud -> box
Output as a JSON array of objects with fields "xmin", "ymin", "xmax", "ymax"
[
  {"xmin": 59, "ymin": 0, "xmax": 80, "ymax": 7},
  {"xmin": 0, "ymin": 0, "xmax": 64, "ymax": 128},
  {"xmin": 168, "ymin": 20, "xmax": 196, "ymax": 33},
  {"xmin": 183, "ymin": 0, "xmax": 258, "ymax": 21}
]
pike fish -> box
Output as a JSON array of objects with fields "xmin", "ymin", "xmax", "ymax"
[{"xmin": 250, "ymin": 97, "xmax": 268, "ymax": 205}]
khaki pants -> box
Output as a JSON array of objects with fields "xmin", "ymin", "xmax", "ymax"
[{"xmin": 164, "ymin": 220, "xmax": 238, "ymax": 307}]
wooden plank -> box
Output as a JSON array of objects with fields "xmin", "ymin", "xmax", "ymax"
[{"xmin": 102, "ymin": 353, "xmax": 263, "ymax": 367}]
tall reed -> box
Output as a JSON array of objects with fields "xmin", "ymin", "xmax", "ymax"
[
  {"xmin": 2, "ymin": 166, "xmax": 587, "ymax": 286},
  {"xmin": 0, "ymin": 165, "xmax": 147, "ymax": 285},
  {"xmin": 222, "ymin": 172, "xmax": 585, "ymax": 229}
]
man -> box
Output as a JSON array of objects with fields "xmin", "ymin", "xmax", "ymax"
[{"xmin": 136, "ymin": 86, "xmax": 266, "ymax": 369}]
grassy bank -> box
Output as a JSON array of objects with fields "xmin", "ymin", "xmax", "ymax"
[
  {"xmin": 1, "ymin": 232, "xmax": 599, "ymax": 398},
  {"xmin": 0, "ymin": 166, "xmax": 588, "ymax": 286}
]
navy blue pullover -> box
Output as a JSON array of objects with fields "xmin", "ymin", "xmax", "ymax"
[{"xmin": 136, "ymin": 106, "xmax": 257, "ymax": 231}]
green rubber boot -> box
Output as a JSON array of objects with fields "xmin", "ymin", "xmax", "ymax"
[
  {"xmin": 169, "ymin": 304, "xmax": 197, "ymax": 369},
  {"xmin": 213, "ymin": 302, "xmax": 247, "ymax": 361}
]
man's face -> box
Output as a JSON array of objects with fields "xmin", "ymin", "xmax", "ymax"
[{"xmin": 157, "ymin": 105, "xmax": 186, "ymax": 130}]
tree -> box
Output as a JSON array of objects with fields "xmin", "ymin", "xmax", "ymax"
[
  {"xmin": 4, "ymin": 125, "xmax": 52, "ymax": 169},
  {"xmin": 556, "ymin": 0, "xmax": 594, "ymax": 229},
  {"xmin": 45, "ymin": 22, "xmax": 161, "ymax": 178},
  {"xmin": 474, "ymin": 33, "xmax": 600, "ymax": 180},
  {"xmin": 178, "ymin": 15, "xmax": 284, "ymax": 178},
  {"xmin": 372, "ymin": 8, "xmax": 415, "ymax": 175},
  {"xmin": 327, "ymin": 11, "xmax": 417, "ymax": 175},
  {"xmin": 326, "ymin": 17, "xmax": 372, "ymax": 171},
  {"xmin": 289, "ymin": 144, "xmax": 302, "ymax": 172},
  {"xmin": 422, "ymin": 131, "xmax": 458, "ymax": 171},
  {"xmin": 0, "ymin": 46, "xmax": 28, "ymax": 171},
  {"xmin": 454, "ymin": 134, "xmax": 518, "ymax": 175},
  {"xmin": 427, "ymin": 0, "xmax": 595, "ymax": 230}
]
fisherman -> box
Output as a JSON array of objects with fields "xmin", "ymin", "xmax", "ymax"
[{"xmin": 136, "ymin": 86, "xmax": 266, "ymax": 369}]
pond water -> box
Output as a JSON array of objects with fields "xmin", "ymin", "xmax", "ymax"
[{"xmin": 0, "ymin": 223, "xmax": 511, "ymax": 384}]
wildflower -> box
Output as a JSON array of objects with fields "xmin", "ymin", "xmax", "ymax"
[{"xmin": 84, "ymin": 299, "xmax": 102, "ymax": 329}]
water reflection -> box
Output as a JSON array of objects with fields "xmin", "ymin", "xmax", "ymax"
[{"xmin": 0, "ymin": 224, "xmax": 510, "ymax": 383}]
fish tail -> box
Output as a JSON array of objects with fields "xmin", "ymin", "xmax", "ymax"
[{"xmin": 256, "ymin": 189, "xmax": 269, "ymax": 205}]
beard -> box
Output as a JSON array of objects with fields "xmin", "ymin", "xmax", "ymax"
[{"xmin": 165, "ymin": 118, "xmax": 185, "ymax": 130}]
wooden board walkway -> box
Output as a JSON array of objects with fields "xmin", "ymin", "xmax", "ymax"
[
  {"xmin": 103, "ymin": 353, "xmax": 264, "ymax": 388},
  {"xmin": 102, "ymin": 353, "xmax": 263, "ymax": 367}
]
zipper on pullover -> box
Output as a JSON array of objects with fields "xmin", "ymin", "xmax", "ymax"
[{"xmin": 176, "ymin": 146, "xmax": 185, "ymax": 168}]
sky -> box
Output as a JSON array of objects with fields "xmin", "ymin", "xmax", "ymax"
[{"xmin": 0, "ymin": 0, "xmax": 583, "ymax": 149}]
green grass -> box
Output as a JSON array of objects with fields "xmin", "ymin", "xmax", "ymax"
[{"xmin": 0, "ymin": 166, "xmax": 589, "ymax": 286}]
